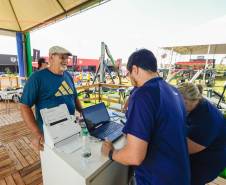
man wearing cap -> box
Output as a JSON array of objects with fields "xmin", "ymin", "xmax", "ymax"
[
  {"xmin": 20, "ymin": 46, "xmax": 82, "ymax": 151},
  {"xmin": 101, "ymin": 49, "xmax": 190, "ymax": 185}
]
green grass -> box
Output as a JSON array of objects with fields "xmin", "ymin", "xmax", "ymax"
[{"xmin": 78, "ymin": 91, "xmax": 122, "ymax": 108}]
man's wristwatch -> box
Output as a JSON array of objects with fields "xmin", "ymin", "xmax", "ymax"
[{"xmin": 108, "ymin": 149, "xmax": 114, "ymax": 161}]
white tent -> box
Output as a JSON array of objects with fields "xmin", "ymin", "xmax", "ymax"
[{"xmin": 161, "ymin": 15, "xmax": 226, "ymax": 55}]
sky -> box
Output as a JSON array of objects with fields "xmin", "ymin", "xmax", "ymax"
[{"xmin": 1, "ymin": 0, "xmax": 226, "ymax": 63}]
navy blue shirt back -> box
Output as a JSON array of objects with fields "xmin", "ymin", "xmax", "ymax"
[
  {"xmin": 20, "ymin": 69, "xmax": 77, "ymax": 131},
  {"xmin": 123, "ymin": 77, "xmax": 190, "ymax": 185},
  {"xmin": 187, "ymin": 98, "xmax": 226, "ymax": 184}
]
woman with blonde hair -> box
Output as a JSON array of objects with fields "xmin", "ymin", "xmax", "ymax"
[{"xmin": 178, "ymin": 83, "xmax": 226, "ymax": 185}]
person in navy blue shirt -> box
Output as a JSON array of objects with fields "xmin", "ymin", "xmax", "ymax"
[
  {"xmin": 178, "ymin": 83, "xmax": 226, "ymax": 185},
  {"xmin": 122, "ymin": 87, "xmax": 137, "ymax": 113},
  {"xmin": 101, "ymin": 49, "xmax": 190, "ymax": 185},
  {"xmin": 20, "ymin": 46, "xmax": 82, "ymax": 151}
]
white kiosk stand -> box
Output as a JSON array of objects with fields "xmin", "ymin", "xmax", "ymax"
[{"xmin": 40, "ymin": 104, "xmax": 128, "ymax": 185}]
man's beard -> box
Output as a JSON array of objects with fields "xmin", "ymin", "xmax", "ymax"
[{"xmin": 60, "ymin": 65, "xmax": 67, "ymax": 71}]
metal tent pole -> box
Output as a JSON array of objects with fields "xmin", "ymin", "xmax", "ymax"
[
  {"xmin": 203, "ymin": 45, "xmax": 211, "ymax": 82},
  {"xmin": 100, "ymin": 42, "xmax": 105, "ymax": 83},
  {"xmin": 166, "ymin": 48, "xmax": 174, "ymax": 81}
]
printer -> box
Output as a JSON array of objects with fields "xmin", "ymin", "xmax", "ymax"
[{"xmin": 40, "ymin": 104, "xmax": 82, "ymax": 153}]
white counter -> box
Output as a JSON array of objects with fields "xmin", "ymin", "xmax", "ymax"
[{"xmin": 40, "ymin": 135, "xmax": 128, "ymax": 185}]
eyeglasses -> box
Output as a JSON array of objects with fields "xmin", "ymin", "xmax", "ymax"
[{"xmin": 53, "ymin": 54, "xmax": 69, "ymax": 60}]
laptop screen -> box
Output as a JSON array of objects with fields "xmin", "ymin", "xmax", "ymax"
[{"xmin": 82, "ymin": 103, "xmax": 110, "ymax": 131}]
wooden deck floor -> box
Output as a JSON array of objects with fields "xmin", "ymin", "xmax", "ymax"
[
  {"xmin": 0, "ymin": 102, "xmax": 225, "ymax": 185},
  {"xmin": 0, "ymin": 102, "xmax": 42, "ymax": 185},
  {"xmin": 0, "ymin": 122, "xmax": 42, "ymax": 185}
]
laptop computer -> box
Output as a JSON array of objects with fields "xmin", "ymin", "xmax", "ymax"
[{"xmin": 82, "ymin": 103, "xmax": 124, "ymax": 142}]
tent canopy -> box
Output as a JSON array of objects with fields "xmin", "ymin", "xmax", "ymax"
[
  {"xmin": 0, "ymin": 0, "xmax": 109, "ymax": 33},
  {"xmin": 161, "ymin": 16, "xmax": 226, "ymax": 55},
  {"xmin": 162, "ymin": 44, "xmax": 226, "ymax": 55}
]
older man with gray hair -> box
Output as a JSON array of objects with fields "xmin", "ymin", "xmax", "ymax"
[{"xmin": 20, "ymin": 46, "xmax": 82, "ymax": 151}]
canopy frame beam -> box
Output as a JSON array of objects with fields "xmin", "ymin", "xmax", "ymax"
[
  {"xmin": 203, "ymin": 45, "xmax": 211, "ymax": 82},
  {"xmin": 56, "ymin": 0, "xmax": 67, "ymax": 12},
  {"xmin": 9, "ymin": 0, "xmax": 22, "ymax": 31}
]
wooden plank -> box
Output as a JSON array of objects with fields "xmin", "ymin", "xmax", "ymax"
[
  {"xmin": 22, "ymin": 136, "xmax": 31, "ymax": 144},
  {"xmin": 15, "ymin": 140, "xmax": 34, "ymax": 165},
  {"xmin": 0, "ymin": 122, "xmax": 31, "ymax": 144},
  {"xmin": 5, "ymin": 175, "xmax": 16, "ymax": 185},
  {"xmin": 23, "ymin": 137, "xmax": 40, "ymax": 156},
  {"xmin": 0, "ymin": 131, "xmax": 31, "ymax": 141},
  {"xmin": 99, "ymin": 83, "xmax": 130, "ymax": 88},
  {"xmin": 0, "ymin": 155, "xmax": 9, "ymax": 162},
  {"xmin": 0, "ymin": 128, "xmax": 30, "ymax": 136},
  {"xmin": 8, "ymin": 143, "xmax": 29, "ymax": 168},
  {"xmin": 0, "ymin": 112, "xmax": 22, "ymax": 127},
  {"xmin": 0, "ymin": 123, "xmax": 27, "ymax": 132},
  {"xmin": 27, "ymin": 177, "xmax": 42, "ymax": 185},
  {"xmin": 0, "ymin": 146, "xmax": 16, "ymax": 178},
  {"xmin": 4, "ymin": 144, "xmax": 23, "ymax": 171},
  {"xmin": 0, "ymin": 179, "xmax": 7, "ymax": 185},
  {"xmin": 101, "ymin": 97, "xmax": 120, "ymax": 104},
  {"xmin": 19, "ymin": 138, "xmax": 39, "ymax": 161},
  {"xmin": 0, "ymin": 122, "xmax": 24, "ymax": 132},
  {"xmin": 76, "ymin": 83, "xmax": 99, "ymax": 91},
  {"xmin": 0, "ymin": 166, "xmax": 16, "ymax": 178},
  {"xmin": 0, "ymin": 150, "xmax": 7, "ymax": 157},
  {"xmin": 0, "ymin": 129, "xmax": 31, "ymax": 140},
  {"xmin": 79, "ymin": 97, "xmax": 99, "ymax": 102},
  {"xmin": 19, "ymin": 161, "xmax": 41, "ymax": 177},
  {"xmin": 22, "ymin": 168, "xmax": 42, "ymax": 185},
  {"xmin": 12, "ymin": 172, "xmax": 25, "ymax": 185},
  {"xmin": 0, "ymin": 158, "xmax": 12, "ymax": 168}
]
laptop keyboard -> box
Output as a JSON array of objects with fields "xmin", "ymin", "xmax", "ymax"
[{"xmin": 93, "ymin": 122, "xmax": 123, "ymax": 139}]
